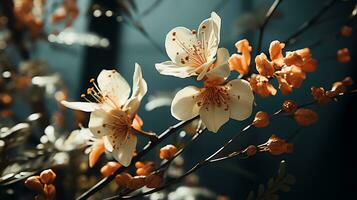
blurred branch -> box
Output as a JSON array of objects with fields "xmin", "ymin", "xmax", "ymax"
[
  {"xmin": 106, "ymin": 88, "xmax": 357, "ymax": 200},
  {"xmin": 283, "ymin": 0, "xmax": 339, "ymax": 45},
  {"xmin": 255, "ymin": 0, "xmax": 283, "ymax": 55}
]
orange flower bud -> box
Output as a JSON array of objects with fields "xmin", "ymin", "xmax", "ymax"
[
  {"xmin": 115, "ymin": 172, "xmax": 133, "ymax": 187},
  {"xmin": 229, "ymin": 39, "xmax": 252, "ymax": 75},
  {"xmin": 284, "ymin": 52, "xmax": 304, "ymax": 66},
  {"xmin": 337, "ymin": 48, "xmax": 351, "ymax": 63},
  {"xmin": 255, "ymin": 53, "xmax": 275, "ymax": 77},
  {"xmin": 300, "ymin": 58, "xmax": 317, "ymax": 72},
  {"xmin": 25, "ymin": 176, "xmax": 43, "ymax": 192},
  {"xmin": 145, "ymin": 173, "xmax": 163, "ymax": 188},
  {"xmin": 250, "ymin": 75, "xmax": 277, "ymax": 97},
  {"xmin": 269, "ymin": 40, "xmax": 285, "ymax": 68},
  {"xmin": 128, "ymin": 176, "xmax": 146, "ymax": 190},
  {"xmin": 243, "ymin": 145, "xmax": 257, "ymax": 156},
  {"xmin": 278, "ymin": 66, "xmax": 306, "ymax": 88},
  {"xmin": 265, "ymin": 134, "xmax": 293, "ymax": 155},
  {"xmin": 229, "ymin": 54, "xmax": 249, "ymax": 75},
  {"xmin": 89, "ymin": 139, "xmax": 105, "ymax": 168},
  {"xmin": 295, "ymin": 48, "xmax": 311, "ymax": 60},
  {"xmin": 342, "ymin": 76, "xmax": 353, "ymax": 86},
  {"xmin": 282, "ymin": 100, "xmax": 297, "ymax": 113},
  {"xmin": 294, "ymin": 108, "xmax": 318, "ymax": 126},
  {"xmin": 277, "ymin": 76, "xmax": 293, "ymax": 95},
  {"xmin": 40, "ymin": 169, "xmax": 56, "ymax": 184},
  {"xmin": 135, "ymin": 161, "xmax": 155, "ymax": 176},
  {"xmin": 100, "ymin": 162, "xmax": 121, "ymax": 177},
  {"xmin": 253, "ymin": 111, "xmax": 269, "ymax": 128},
  {"xmin": 159, "ymin": 144, "xmax": 178, "ymax": 160},
  {"xmin": 340, "ymin": 25, "xmax": 352, "ymax": 37},
  {"xmin": 311, "ymin": 86, "xmax": 329, "ymax": 104},
  {"xmin": 132, "ymin": 114, "xmax": 143, "ymax": 130},
  {"xmin": 43, "ymin": 184, "xmax": 56, "ymax": 200}
]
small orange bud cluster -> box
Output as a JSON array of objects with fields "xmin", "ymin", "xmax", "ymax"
[
  {"xmin": 246, "ymin": 40, "xmax": 317, "ymax": 97},
  {"xmin": 115, "ymin": 171, "xmax": 163, "ymax": 190},
  {"xmin": 25, "ymin": 169, "xmax": 56, "ymax": 200},
  {"xmin": 252, "ymin": 111, "xmax": 270, "ymax": 128},
  {"xmin": 282, "ymin": 100, "xmax": 319, "ymax": 126},
  {"xmin": 100, "ymin": 162, "xmax": 121, "ymax": 177},
  {"xmin": 337, "ymin": 48, "xmax": 351, "ymax": 63},
  {"xmin": 229, "ymin": 39, "xmax": 252, "ymax": 75},
  {"xmin": 311, "ymin": 76, "xmax": 353, "ymax": 103},
  {"xmin": 135, "ymin": 161, "xmax": 155, "ymax": 176},
  {"xmin": 340, "ymin": 25, "xmax": 352, "ymax": 37},
  {"xmin": 259, "ymin": 135, "xmax": 293, "ymax": 155},
  {"xmin": 159, "ymin": 144, "xmax": 178, "ymax": 160}
]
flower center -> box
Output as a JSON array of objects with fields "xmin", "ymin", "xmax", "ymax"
[
  {"xmin": 103, "ymin": 109, "xmax": 132, "ymax": 147},
  {"xmin": 171, "ymin": 31, "xmax": 207, "ymax": 66},
  {"xmin": 196, "ymin": 86, "xmax": 230, "ymax": 111},
  {"xmin": 80, "ymin": 72, "xmax": 121, "ymax": 110}
]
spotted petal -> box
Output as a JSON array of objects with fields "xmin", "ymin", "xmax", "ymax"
[
  {"xmin": 97, "ymin": 69, "xmax": 131, "ymax": 106},
  {"xmin": 199, "ymin": 102, "xmax": 230, "ymax": 133},
  {"xmin": 155, "ymin": 61, "xmax": 197, "ymax": 78},
  {"xmin": 111, "ymin": 132, "xmax": 137, "ymax": 167},
  {"xmin": 198, "ymin": 12, "xmax": 221, "ymax": 61}
]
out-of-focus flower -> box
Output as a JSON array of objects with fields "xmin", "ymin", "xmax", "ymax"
[
  {"xmin": 51, "ymin": 0, "xmax": 79, "ymax": 27},
  {"xmin": 145, "ymin": 173, "xmax": 163, "ymax": 188},
  {"xmin": 282, "ymin": 100, "xmax": 297, "ymax": 113},
  {"xmin": 159, "ymin": 144, "xmax": 178, "ymax": 160},
  {"xmin": 100, "ymin": 162, "xmax": 121, "ymax": 177},
  {"xmin": 171, "ymin": 78, "xmax": 254, "ymax": 132},
  {"xmin": 340, "ymin": 25, "xmax": 352, "ymax": 37},
  {"xmin": 156, "ymin": 12, "xmax": 230, "ymax": 81},
  {"xmin": 342, "ymin": 76, "xmax": 353, "ymax": 86},
  {"xmin": 40, "ymin": 169, "xmax": 56, "ymax": 184},
  {"xmin": 88, "ymin": 138, "xmax": 105, "ymax": 168},
  {"xmin": 229, "ymin": 39, "xmax": 252, "ymax": 75},
  {"xmin": 337, "ymin": 48, "xmax": 351, "ymax": 63},
  {"xmin": 25, "ymin": 169, "xmax": 57, "ymax": 200},
  {"xmin": 135, "ymin": 161, "xmax": 155, "ymax": 176},
  {"xmin": 260, "ymin": 134, "xmax": 293, "ymax": 155},
  {"xmin": 115, "ymin": 172, "xmax": 133, "ymax": 188},
  {"xmin": 61, "ymin": 64, "xmax": 147, "ymax": 166},
  {"xmin": 25, "ymin": 176, "xmax": 43, "ymax": 192},
  {"xmin": 252, "ymin": 111, "xmax": 269, "ymax": 128},
  {"xmin": 255, "ymin": 53, "xmax": 274, "ymax": 77},
  {"xmin": 250, "ymin": 74, "xmax": 277, "ymax": 97},
  {"xmin": 294, "ymin": 108, "xmax": 318, "ymax": 126}
]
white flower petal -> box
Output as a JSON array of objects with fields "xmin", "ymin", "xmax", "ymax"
[
  {"xmin": 97, "ymin": 69, "xmax": 130, "ymax": 106},
  {"xmin": 171, "ymin": 86, "xmax": 201, "ymax": 120},
  {"xmin": 61, "ymin": 100, "xmax": 99, "ymax": 112},
  {"xmin": 155, "ymin": 61, "xmax": 197, "ymax": 78},
  {"xmin": 111, "ymin": 133, "xmax": 137, "ymax": 167},
  {"xmin": 227, "ymin": 79, "xmax": 254, "ymax": 121},
  {"xmin": 199, "ymin": 102, "xmax": 230, "ymax": 133},
  {"xmin": 131, "ymin": 63, "xmax": 147, "ymax": 101},
  {"xmin": 198, "ymin": 12, "xmax": 221, "ymax": 61},
  {"xmin": 103, "ymin": 135, "xmax": 113, "ymax": 152},
  {"xmin": 206, "ymin": 48, "xmax": 230, "ymax": 79},
  {"xmin": 165, "ymin": 27, "xmax": 201, "ymax": 66},
  {"xmin": 88, "ymin": 109, "xmax": 112, "ymax": 137}
]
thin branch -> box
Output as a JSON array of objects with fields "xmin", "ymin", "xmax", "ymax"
[
  {"xmin": 109, "ymin": 89, "xmax": 357, "ymax": 200},
  {"xmin": 255, "ymin": 0, "xmax": 283, "ymax": 55},
  {"xmin": 75, "ymin": 116, "xmax": 198, "ymax": 200},
  {"xmin": 283, "ymin": 0, "xmax": 339, "ymax": 45}
]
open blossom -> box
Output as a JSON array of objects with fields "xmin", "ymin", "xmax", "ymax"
[
  {"xmin": 61, "ymin": 63, "xmax": 147, "ymax": 166},
  {"xmin": 250, "ymin": 74, "xmax": 277, "ymax": 98},
  {"xmin": 171, "ymin": 77, "xmax": 254, "ymax": 133},
  {"xmin": 155, "ymin": 12, "xmax": 230, "ymax": 81}
]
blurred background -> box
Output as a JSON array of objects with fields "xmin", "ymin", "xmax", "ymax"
[{"xmin": 1, "ymin": 0, "xmax": 356, "ymax": 199}]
